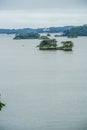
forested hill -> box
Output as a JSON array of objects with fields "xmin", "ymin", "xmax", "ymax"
[
  {"xmin": 63, "ymin": 25, "xmax": 87, "ymax": 37},
  {"xmin": 0, "ymin": 26, "xmax": 73, "ymax": 34}
]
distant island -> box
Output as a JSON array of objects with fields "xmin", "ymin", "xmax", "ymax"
[
  {"xmin": 13, "ymin": 32, "xmax": 40, "ymax": 39},
  {"xmin": 37, "ymin": 39, "xmax": 74, "ymax": 51},
  {"xmin": 13, "ymin": 32, "xmax": 53, "ymax": 40}
]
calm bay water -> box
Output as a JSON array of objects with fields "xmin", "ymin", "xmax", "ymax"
[{"xmin": 0, "ymin": 34, "xmax": 87, "ymax": 130}]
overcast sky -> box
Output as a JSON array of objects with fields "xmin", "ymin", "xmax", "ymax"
[{"xmin": 0, "ymin": 0, "xmax": 87, "ymax": 28}]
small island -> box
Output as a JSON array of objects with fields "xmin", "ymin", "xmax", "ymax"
[
  {"xmin": 59, "ymin": 41, "xmax": 74, "ymax": 51},
  {"xmin": 37, "ymin": 39, "xmax": 58, "ymax": 50},
  {"xmin": 0, "ymin": 94, "xmax": 5, "ymax": 111},
  {"xmin": 37, "ymin": 39, "xmax": 74, "ymax": 51},
  {"xmin": 13, "ymin": 33, "xmax": 51, "ymax": 40},
  {"xmin": 47, "ymin": 33, "xmax": 51, "ymax": 37},
  {"xmin": 39, "ymin": 36, "xmax": 49, "ymax": 40},
  {"xmin": 0, "ymin": 102, "xmax": 5, "ymax": 111},
  {"xmin": 54, "ymin": 34, "xmax": 59, "ymax": 37},
  {"xmin": 13, "ymin": 32, "xmax": 40, "ymax": 39},
  {"xmin": 67, "ymin": 34, "xmax": 78, "ymax": 38}
]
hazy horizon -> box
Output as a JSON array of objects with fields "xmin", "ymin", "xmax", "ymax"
[
  {"xmin": 0, "ymin": 24, "xmax": 86, "ymax": 29},
  {"xmin": 0, "ymin": 0, "xmax": 87, "ymax": 28}
]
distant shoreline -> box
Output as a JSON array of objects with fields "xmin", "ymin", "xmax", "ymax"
[{"xmin": 0, "ymin": 25, "xmax": 87, "ymax": 37}]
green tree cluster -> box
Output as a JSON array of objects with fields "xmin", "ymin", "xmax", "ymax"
[
  {"xmin": 37, "ymin": 39, "xmax": 57, "ymax": 50},
  {"xmin": 60, "ymin": 41, "xmax": 74, "ymax": 51},
  {"xmin": 63, "ymin": 25, "xmax": 87, "ymax": 37},
  {"xmin": 0, "ymin": 102, "xmax": 5, "ymax": 111}
]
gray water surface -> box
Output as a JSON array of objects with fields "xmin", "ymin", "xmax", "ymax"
[{"xmin": 0, "ymin": 35, "xmax": 87, "ymax": 130}]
